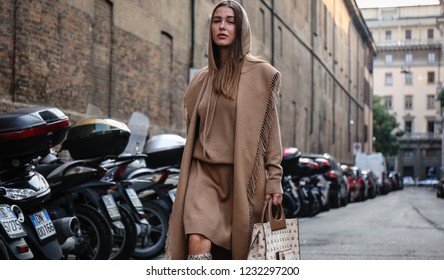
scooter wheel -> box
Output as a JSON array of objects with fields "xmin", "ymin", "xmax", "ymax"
[
  {"xmin": 110, "ymin": 205, "xmax": 138, "ymax": 260},
  {"xmin": 132, "ymin": 201, "xmax": 169, "ymax": 259},
  {"xmin": 69, "ymin": 204, "xmax": 113, "ymax": 260}
]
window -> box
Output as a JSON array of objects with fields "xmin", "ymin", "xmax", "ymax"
[
  {"xmin": 403, "ymin": 149, "xmax": 414, "ymax": 157},
  {"xmin": 385, "ymin": 30, "xmax": 392, "ymax": 40},
  {"xmin": 428, "ymin": 53, "xmax": 435, "ymax": 63},
  {"xmin": 405, "ymin": 120, "xmax": 412, "ymax": 133},
  {"xmin": 405, "ymin": 29, "xmax": 412, "ymax": 39},
  {"xmin": 427, "ymin": 121, "xmax": 434, "ymax": 133},
  {"xmin": 385, "ymin": 73, "xmax": 393, "ymax": 86},
  {"xmin": 427, "ymin": 95, "xmax": 435, "ymax": 109},
  {"xmin": 385, "ymin": 54, "xmax": 393, "ymax": 64},
  {"xmin": 405, "ymin": 95, "xmax": 413, "ymax": 109},
  {"xmin": 427, "ymin": 72, "xmax": 435, "ymax": 84},
  {"xmin": 382, "ymin": 10, "xmax": 396, "ymax": 20},
  {"xmin": 384, "ymin": 96, "xmax": 393, "ymax": 109},
  {"xmin": 405, "ymin": 72, "xmax": 413, "ymax": 85},
  {"xmin": 425, "ymin": 150, "xmax": 439, "ymax": 158},
  {"xmin": 405, "ymin": 53, "xmax": 412, "ymax": 64},
  {"xmin": 427, "ymin": 28, "xmax": 434, "ymax": 39}
]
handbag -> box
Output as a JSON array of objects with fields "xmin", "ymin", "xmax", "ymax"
[{"xmin": 247, "ymin": 199, "xmax": 301, "ymax": 260}]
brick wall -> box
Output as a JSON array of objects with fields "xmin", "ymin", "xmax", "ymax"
[{"xmin": 0, "ymin": 0, "xmax": 374, "ymax": 163}]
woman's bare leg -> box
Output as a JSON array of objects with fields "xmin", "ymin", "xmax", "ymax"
[{"xmin": 187, "ymin": 234, "xmax": 212, "ymax": 259}]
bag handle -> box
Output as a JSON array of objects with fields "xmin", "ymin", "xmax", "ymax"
[{"xmin": 261, "ymin": 199, "xmax": 287, "ymax": 231}]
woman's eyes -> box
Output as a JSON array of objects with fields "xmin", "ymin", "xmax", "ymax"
[{"xmin": 212, "ymin": 18, "xmax": 235, "ymax": 24}]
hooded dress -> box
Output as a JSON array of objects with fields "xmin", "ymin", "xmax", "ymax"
[{"xmin": 165, "ymin": 1, "xmax": 283, "ymax": 260}]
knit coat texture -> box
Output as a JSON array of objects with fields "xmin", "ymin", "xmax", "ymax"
[{"xmin": 165, "ymin": 1, "xmax": 283, "ymax": 260}]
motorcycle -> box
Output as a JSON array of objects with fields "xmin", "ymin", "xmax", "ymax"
[
  {"xmin": 103, "ymin": 154, "xmax": 175, "ymax": 259},
  {"xmin": 301, "ymin": 156, "xmax": 331, "ymax": 212},
  {"xmin": 59, "ymin": 114, "xmax": 155, "ymax": 259},
  {"xmin": 101, "ymin": 112, "xmax": 183, "ymax": 259},
  {"xmin": 281, "ymin": 148, "xmax": 325, "ymax": 217},
  {"xmin": 34, "ymin": 154, "xmax": 123, "ymax": 260},
  {"xmin": 281, "ymin": 148, "xmax": 303, "ymax": 218},
  {"xmin": 64, "ymin": 106, "xmax": 180, "ymax": 259},
  {"xmin": 0, "ymin": 107, "xmax": 78, "ymax": 259},
  {"xmin": 128, "ymin": 132, "xmax": 184, "ymax": 215},
  {"xmin": 290, "ymin": 157, "xmax": 322, "ymax": 217}
]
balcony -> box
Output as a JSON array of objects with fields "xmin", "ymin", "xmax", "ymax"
[
  {"xmin": 377, "ymin": 40, "xmax": 441, "ymax": 51},
  {"xmin": 399, "ymin": 132, "xmax": 441, "ymax": 141}
]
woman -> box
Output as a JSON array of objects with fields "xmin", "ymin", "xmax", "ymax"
[{"xmin": 166, "ymin": 0, "xmax": 284, "ymax": 260}]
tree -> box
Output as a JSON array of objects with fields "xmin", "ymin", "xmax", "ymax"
[
  {"xmin": 372, "ymin": 96, "xmax": 403, "ymax": 156},
  {"xmin": 437, "ymin": 88, "xmax": 444, "ymax": 109}
]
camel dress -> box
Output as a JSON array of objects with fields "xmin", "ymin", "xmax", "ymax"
[{"xmin": 183, "ymin": 88, "xmax": 236, "ymax": 251}]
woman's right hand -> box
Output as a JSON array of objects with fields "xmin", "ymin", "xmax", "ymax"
[{"xmin": 265, "ymin": 192, "xmax": 283, "ymax": 205}]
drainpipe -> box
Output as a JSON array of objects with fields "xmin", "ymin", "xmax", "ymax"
[
  {"xmin": 332, "ymin": 0, "xmax": 337, "ymax": 146},
  {"xmin": 11, "ymin": 0, "xmax": 18, "ymax": 102},
  {"xmin": 310, "ymin": 0, "xmax": 316, "ymax": 136},
  {"xmin": 271, "ymin": 0, "xmax": 275, "ymax": 66},
  {"xmin": 108, "ymin": 4, "xmax": 114, "ymax": 117},
  {"xmin": 190, "ymin": 0, "xmax": 195, "ymax": 69}
]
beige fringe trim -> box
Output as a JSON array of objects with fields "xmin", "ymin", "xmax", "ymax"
[{"xmin": 246, "ymin": 71, "xmax": 282, "ymax": 249}]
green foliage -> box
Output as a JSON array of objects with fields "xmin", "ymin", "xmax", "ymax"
[
  {"xmin": 372, "ymin": 96, "xmax": 403, "ymax": 156},
  {"xmin": 437, "ymin": 89, "xmax": 444, "ymax": 107}
]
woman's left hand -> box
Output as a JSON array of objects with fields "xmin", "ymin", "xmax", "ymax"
[{"xmin": 265, "ymin": 193, "xmax": 283, "ymax": 205}]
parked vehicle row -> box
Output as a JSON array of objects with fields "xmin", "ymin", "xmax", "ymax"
[
  {"xmin": 281, "ymin": 149, "xmax": 346, "ymax": 218},
  {"xmin": 281, "ymin": 148, "xmax": 405, "ymax": 219},
  {"xmin": 0, "ymin": 106, "xmax": 182, "ymax": 260},
  {"xmin": 5, "ymin": 105, "xmax": 434, "ymax": 260}
]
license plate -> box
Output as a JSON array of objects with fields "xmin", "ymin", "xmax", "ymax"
[
  {"xmin": 0, "ymin": 204, "xmax": 27, "ymax": 239},
  {"xmin": 29, "ymin": 209, "xmax": 56, "ymax": 241},
  {"xmin": 126, "ymin": 188, "xmax": 143, "ymax": 208},
  {"xmin": 102, "ymin": 194, "xmax": 121, "ymax": 220}
]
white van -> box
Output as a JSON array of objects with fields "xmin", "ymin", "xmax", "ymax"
[{"xmin": 354, "ymin": 152, "xmax": 390, "ymax": 194}]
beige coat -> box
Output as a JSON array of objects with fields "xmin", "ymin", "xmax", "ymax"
[{"xmin": 165, "ymin": 1, "xmax": 283, "ymax": 260}]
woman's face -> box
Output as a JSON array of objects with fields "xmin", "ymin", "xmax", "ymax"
[{"xmin": 211, "ymin": 6, "xmax": 236, "ymax": 49}]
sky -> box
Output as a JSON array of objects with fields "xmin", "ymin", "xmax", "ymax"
[{"xmin": 356, "ymin": 0, "xmax": 440, "ymax": 8}]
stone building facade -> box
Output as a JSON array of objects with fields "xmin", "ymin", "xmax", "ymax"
[
  {"xmin": 361, "ymin": 3, "xmax": 443, "ymax": 179},
  {"xmin": 0, "ymin": 0, "xmax": 375, "ymax": 164}
]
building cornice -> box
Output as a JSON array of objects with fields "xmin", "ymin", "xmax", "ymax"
[
  {"xmin": 376, "ymin": 42, "xmax": 442, "ymax": 51},
  {"xmin": 345, "ymin": 0, "xmax": 377, "ymax": 54}
]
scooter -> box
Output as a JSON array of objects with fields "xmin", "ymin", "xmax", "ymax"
[
  {"xmin": 0, "ymin": 165, "xmax": 81, "ymax": 259},
  {"xmin": 0, "ymin": 107, "xmax": 77, "ymax": 259},
  {"xmin": 291, "ymin": 162, "xmax": 322, "ymax": 217},
  {"xmin": 34, "ymin": 154, "xmax": 124, "ymax": 260},
  {"xmin": 281, "ymin": 148, "xmax": 323, "ymax": 217},
  {"xmin": 58, "ymin": 113, "xmax": 153, "ymax": 259},
  {"xmin": 281, "ymin": 148, "xmax": 304, "ymax": 218},
  {"xmin": 100, "ymin": 112, "xmax": 183, "ymax": 259},
  {"xmin": 102, "ymin": 154, "xmax": 174, "ymax": 259}
]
